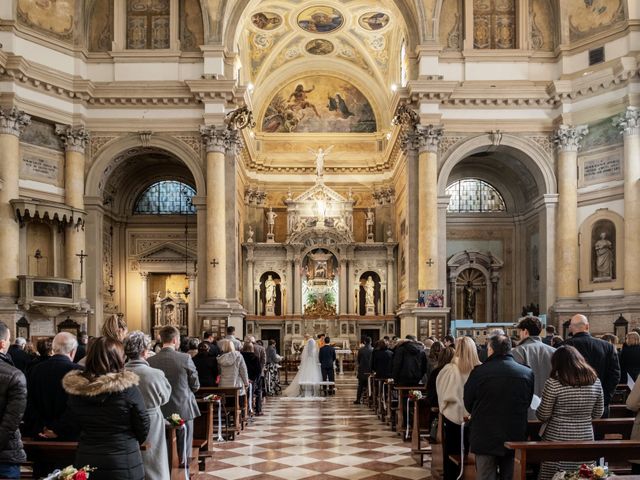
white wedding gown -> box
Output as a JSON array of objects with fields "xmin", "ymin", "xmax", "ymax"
[{"xmin": 283, "ymin": 339, "xmax": 323, "ymax": 397}]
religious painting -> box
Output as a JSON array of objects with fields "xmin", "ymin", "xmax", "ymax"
[
  {"xmin": 17, "ymin": 0, "xmax": 75, "ymax": 42},
  {"xmin": 262, "ymin": 77, "xmax": 376, "ymax": 133},
  {"xmin": 305, "ymin": 39, "xmax": 334, "ymax": 55},
  {"xmin": 16, "ymin": 317, "xmax": 30, "ymax": 340},
  {"xmin": 251, "ymin": 12, "xmax": 283, "ymax": 30},
  {"xmin": 126, "ymin": 0, "xmax": 170, "ymax": 49},
  {"xmin": 358, "ymin": 12, "xmax": 390, "ymax": 31},
  {"xmin": 297, "ymin": 6, "xmax": 344, "ymax": 34},
  {"xmin": 247, "ymin": 322, "xmax": 254, "ymax": 335},
  {"xmin": 349, "ymin": 323, "xmax": 355, "ymax": 335},
  {"xmin": 426, "ymin": 290, "xmax": 445, "ymax": 308},
  {"xmin": 302, "ymin": 249, "xmax": 339, "ymax": 316},
  {"xmin": 286, "ymin": 323, "xmax": 292, "ymax": 335},
  {"xmin": 34, "ymin": 281, "xmax": 72, "ymax": 299},
  {"xmin": 591, "ymin": 220, "xmax": 616, "ymax": 282},
  {"xmin": 294, "ymin": 323, "xmax": 300, "ymax": 335},
  {"xmin": 341, "ymin": 322, "xmax": 347, "ymax": 335},
  {"xmin": 567, "ymin": 0, "xmax": 625, "ymax": 42},
  {"xmin": 473, "ymin": 0, "xmax": 516, "ymax": 49}
]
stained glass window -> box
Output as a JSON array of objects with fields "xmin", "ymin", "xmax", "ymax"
[
  {"xmin": 446, "ymin": 179, "xmax": 506, "ymax": 213},
  {"xmin": 134, "ymin": 181, "xmax": 196, "ymax": 215},
  {"xmin": 126, "ymin": 0, "xmax": 170, "ymax": 49}
]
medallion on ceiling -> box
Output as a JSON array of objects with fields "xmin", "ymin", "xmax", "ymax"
[
  {"xmin": 358, "ymin": 12, "xmax": 390, "ymax": 31},
  {"xmin": 305, "ymin": 39, "xmax": 334, "ymax": 55},
  {"xmin": 297, "ymin": 6, "xmax": 344, "ymax": 33},
  {"xmin": 251, "ymin": 12, "xmax": 283, "ymax": 30}
]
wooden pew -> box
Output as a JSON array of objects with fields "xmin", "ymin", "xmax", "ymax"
[
  {"xmin": 193, "ymin": 399, "xmax": 214, "ymax": 452},
  {"xmin": 196, "ymin": 386, "xmax": 243, "ymax": 439},
  {"xmin": 610, "ymin": 404, "xmax": 635, "ymax": 418},
  {"xmin": 410, "ymin": 399, "xmax": 434, "ymax": 466},
  {"xmin": 166, "ymin": 424, "xmax": 198, "ymax": 479},
  {"xmin": 394, "ymin": 385, "xmax": 427, "ymax": 440},
  {"xmin": 505, "ymin": 440, "xmax": 640, "ymax": 480}
]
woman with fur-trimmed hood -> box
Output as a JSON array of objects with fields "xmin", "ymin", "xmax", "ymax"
[{"xmin": 63, "ymin": 337, "xmax": 150, "ymax": 480}]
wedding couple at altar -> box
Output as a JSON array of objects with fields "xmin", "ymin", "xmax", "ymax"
[{"xmin": 283, "ymin": 334, "xmax": 336, "ymax": 397}]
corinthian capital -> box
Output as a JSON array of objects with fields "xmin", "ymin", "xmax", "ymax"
[
  {"xmin": 416, "ymin": 124, "xmax": 443, "ymax": 153},
  {"xmin": 552, "ymin": 124, "xmax": 589, "ymax": 152},
  {"xmin": 55, "ymin": 124, "xmax": 90, "ymax": 153},
  {"xmin": 0, "ymin": 107, "xmax": 31, "ymax": 137},
  {"xmin": 613, "ymin": 106, "xmax": 640, "ymax": 137},
  {"xmin": 200, "ymin": 125, "xmax": 241, "ymax": 154}
]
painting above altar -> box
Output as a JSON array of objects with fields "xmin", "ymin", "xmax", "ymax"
[{"xmin": 302, "ymin": 249, "xmax": 339, "ymax": 316}]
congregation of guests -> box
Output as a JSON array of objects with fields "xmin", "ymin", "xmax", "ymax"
[{"xmin": 0, "ymin": 317, "xmax": 277, "ymax": 479}]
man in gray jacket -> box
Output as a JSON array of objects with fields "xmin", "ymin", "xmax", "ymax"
[
  {"xmin": 148, "ymin": 326, "xmax": 200, "ymax": 467},
  {"xmin": 0, "ymin": 322, "xmax": 27, "ymax": 479},
  {"xmin": 512, "ymin": 316, "xmax": 555, "ymax": 419}
]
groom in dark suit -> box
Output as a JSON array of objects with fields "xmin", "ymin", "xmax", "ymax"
[{"xmin": 319, "ymin": 336, "xmax": 336, "ymax": 395}]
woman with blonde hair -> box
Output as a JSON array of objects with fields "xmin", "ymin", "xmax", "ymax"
[
  {"xmin": 217, "ymin": 340, "xmax": 249, "ymax": 409},
  {"xmin": 101, "ymin": 314, "xmax": 128, "ymax": 342},
  {"xmin": 436, "ymin": 336, "xmax": 481, "ymax": 480}
]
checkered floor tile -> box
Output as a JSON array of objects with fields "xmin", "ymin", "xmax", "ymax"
[{"xmin": 192, "ymin": 377, "xmax": 431, "ymax": 479}]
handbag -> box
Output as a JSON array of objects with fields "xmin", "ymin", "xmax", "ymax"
[{"xmin": 429, "ymin": 416, "xmax": 439, "ymax": 442}]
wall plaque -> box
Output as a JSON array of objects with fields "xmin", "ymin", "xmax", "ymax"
[
  {"xmin": 579, "ymin": 150, "xmax": 623, "ymax": 187},
  {"xmin": 20, "ymin": 144, "xmax": 64, "ymax": 187}
]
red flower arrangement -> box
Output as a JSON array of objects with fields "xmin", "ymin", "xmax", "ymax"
[{"xmin": 169, "ymin": 413, "xmax": 185, "ymax": 427}]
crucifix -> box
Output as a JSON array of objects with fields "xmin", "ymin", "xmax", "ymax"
[
  {"xmin": 210, "ymin": 258, "xmax": 219, "ymax": 268},
  {"xmin": 426, "ymin": 258, "xmax": 435, "ymax": 267},
  {"xmin": 76, "ymin": 250, "xmax": 88, "ymax": 282}
]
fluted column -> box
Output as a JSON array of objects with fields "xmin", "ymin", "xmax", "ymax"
[
  {"xmin": 187, "ymin": 273, "xmax": 197, "ymax": 332},
  {"xmin": 553, "ymin": 124, "xmax": 588, "ymax": 300},
  {"xmin": 294, "ymin": 255, "xmax": 302, "ymax": 314},
  {"xmin": 614, "ymin": 107, "xmax": 640, "ymax": 294},
  {"xmin": 56, "ymin": 125, "xmax": 90, "ymax": 295},
  {"xmin": 200, "ymin": 126, "xmax": 239, "ymax": 302},
  {"xmin": 287, "ymin": 259, "xmax": 295, "ymax": 315},
  {"xmin": 339, "ymin": 259, "xmax": 347, "ymax": 314},
  {"xmin": 140, "ymin": 272, "xmax": 149, "ymax": 333},
  {"xmin": 0, "ymin": 108, "xmax": 30, "ymax": 299},
  {"xmin": 386, "ymin": 249, "xmax": 395, "ymax": 313},
  {"xmin": 246, "ymin": 257, "xmax": 255, "ymax": 314},
  {"xmin": 416, "ymin": 125, "xmax": 443, "ymax": 290}
]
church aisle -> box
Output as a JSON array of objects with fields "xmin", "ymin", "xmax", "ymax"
[{"xmin": 194, "ymin": 377, "xmax": 430, "ymax": 480}]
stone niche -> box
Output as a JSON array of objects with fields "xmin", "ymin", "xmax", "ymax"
[{"xmin": 579, "ymin": 209, "xmax": 624, "ymax": 292}]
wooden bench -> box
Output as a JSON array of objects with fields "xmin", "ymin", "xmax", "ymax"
[
  {"xmin": 610, "ymin": 404, "xmax": 635, "ymax": 418},
  {"xmin": 165, "ymin": 424, "xmax": 198, "ymax": 479},
  {"xmin": 410, "ymin": 399, "xmax": 434, "ymax": 466},
  {"xmin": 193, "ymin": 399, "xmax": 214, "ymax": 452},
  {"xmin": 196, "ymin": 386, "xmax": 243, "ymax": 439},
  {"xmin": 505, "ymin": 440, "xmax": 640, "ymax": 480},
  {"xmin": 394, "ymin": 385, "xmax": 426, "ymax": 440}
]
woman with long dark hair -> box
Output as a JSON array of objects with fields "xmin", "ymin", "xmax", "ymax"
[
  {"xmin": 63, "ymin": 337, "xmax": 150, "ymax": 480},
  {"xmin": 536, "ymin": 345, "xmax": 604, "ymax": 480}
]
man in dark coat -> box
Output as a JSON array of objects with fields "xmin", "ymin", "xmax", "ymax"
[
  {"xmin": 148, "ymin": 326, "xmax": 200, "ymax": 467},
  {"xmin": 73, "ymin": 333, "xmax": 88, "ymax": 363},
  {"xmin": 391, "ymin": 335, "xmax": 427, "ymax": 386},
  {"xmin": 464, "ymin": 335, "xmax": 534, "ymax": 480},
  {"xmin": 355, "ymin": 336, "xmax": 373, "ymax": 404},
  {"xmin": 0, "ymin": 322, "xmax": 27, "ymax": 479},
  {"xmin": 565, "ymin": 314, "xmax": 620, "ymax": 415},
  {"xmin": 319, "ymin": 337, "xmax": 336, "ymax": 395},
  {"xmin": 7, "ymin": 337, "xmax": 30, "ymax": 373},
  {"xmin": 25, "ymin": 332, "xmax": 82, "ymax": 440}
]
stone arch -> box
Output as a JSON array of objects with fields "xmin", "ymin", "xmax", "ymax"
[
  {"xmin": 86, "ymin": 135, "xmax": 205, "ymax": 199},
  {"xmin": 438, "ymin": 133, "xmax": 556, "ymax": 198}
]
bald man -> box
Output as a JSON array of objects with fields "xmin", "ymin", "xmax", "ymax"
[{"xmin": 565, "ymin": 314, "xmax": 620, "ymax": 416}]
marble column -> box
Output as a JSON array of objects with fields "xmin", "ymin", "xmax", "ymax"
[
  {"xmin": 386, "ymin": 250, "xmax": 395, "ymax": 313},
  {"xmin": 536, "ymin": 194, "xmax": 558, "ymax": 313},
  {"xmin": 553, "ymin": 124, "xmax": 588, "ymax": 300},
  {"xmin": 0, "ymin": 108, "xmax": 30, "ymax": 299},
  {"xmin": 614, "ymin": 107, "xmax": 640, "ymax": 295},
  {"xmin": 200, "ymin": 126, "xmax": 239, "ymax": 302},
  {"xmin": 339, "ymin": 259, "xmax": 347, "ymax": 314},
  {"xmin": 140, "ymin": 272, "xmax": 149, "ymax": 334},
  {"xmin": 187, "ymin": 273, "xmax": 197, "ymax": 333},
  {"xmin": 56, "ymin": 125, "xmax": 90, "ymax": 295},
  {"xmin": 402, "ymin": 133, "xmax": 420, "ymax": 301},
  {"xmin": 246, "ymin": 256, "xmax": 255, "ymax": 315},
  {"xmin": 417, "ymin": 125, "xmax": 443, "ymax": 290},
  {"xmin": 294, "ymin": 255, "xmax": 302, "ymax": 314}
]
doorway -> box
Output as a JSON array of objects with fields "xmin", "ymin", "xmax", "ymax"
[
  {"xmin": 360, "ymin": 328, "xmax": 380, "ymax": 344},
  {"xmin": 260, "ymin": 328, "xmax": 281, "ymax": 354}
]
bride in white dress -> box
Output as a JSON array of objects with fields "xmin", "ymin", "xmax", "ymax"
[{"xmin": 284, "ymin": 338, "xmax": 322, "ymax": 397}]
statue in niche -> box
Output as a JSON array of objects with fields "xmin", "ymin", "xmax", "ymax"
[
  {"xmin": 247, "ymin": 225, "xmax": 254, "ymax": 243},
  {"xmin": 594, "ymin": 232, "xmax": 614, "ymax": 281},
  {"xmin": 308, "ymin": 145, "xmax": 334, "ymax": 178},
  {"xmin": 366, "ymin": 208, "xmax": 375, "ymax": 235},
  {"xmin": 265, "ymin": 274, "xmax": 276, "ymax": 306},
  {"xmin": 463, "ymin": 281, "xmax": 478, "ymax": 319},
  {"xmin": 266, "ymin": 207, "xmax": 277, "ymax": 235},
  {"xmin": 364, "ymin": 276, "xmax": 375, "ymax": 305},
  {"xmin": 165, "ymin": 304, "xmax": 177, "ymax": 326}
]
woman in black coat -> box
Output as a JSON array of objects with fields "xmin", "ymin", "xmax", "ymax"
[
  {"xmin": 62, "ymin": 337, "xmax": 150, "ymax": 480},
  {"xmin": 371, "ymin": 340, "xmax": 394, "ymax": 379},
  {"xmin": 193, "ymin": 342, "xmax": 218, "ymax": 387},
  {"xmin": 621, "ymin": 332, "xmax": 640, "ymax": 382}
]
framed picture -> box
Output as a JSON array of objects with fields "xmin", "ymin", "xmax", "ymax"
[
  {"xmin": 247, "ymin": 322, "xmax": 254, "ymax": 335},
  {"xmin": 294, "ymin": 323, "xmax": 300, "ymax": 335},
  {"xmin": 341, "ymin": 322, "xmax": 347, "ymax": 335},
  {"xmin": 426, "ymin": 289, "xmax": 444, "ymax": 307},
  {"xmin": 417, "ymin": 290, "xmax": 427, "ymax": 307},
  {"xmin": 286, "ymin": 323, "xmax": 292, "ymax": 335},
  {"xmin": 16, "ymin": 317, "xmax": 29, "ymax": 339},
  {"xmin": 349, "ymin": 323, "xmax": 355, "ymax": 335},
  {"xmin": 387, "ymin": 322, "xmax": 394, "ymax": 334}
]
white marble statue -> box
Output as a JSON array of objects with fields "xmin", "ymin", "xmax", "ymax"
[
  {"xmin": 247, "ymin": 225, "xmax": 254, "ymax": 243},
  {"xmin": 308, "ymin": 145, "xmax": 334, "ymax": 178},
  {"xmin": 366, "ymin": 208, "xmax": 375, "ymax": 235},
  {"xmin": 364, "ymin": 276, "xmax": 375, "ymax": 305},
  {"xmin": 265, "ymin": 274, "xmax": 276, "ymax": 306},
  {"xmin": 266, "ymin": 207, "xmax": 277, "ymax": 235},
  {"xmin": 594, "ymin": 232, "xmax": 613, "ymax": 279}
]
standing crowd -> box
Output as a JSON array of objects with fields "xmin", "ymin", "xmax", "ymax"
[
  {"xmin": 0, "ymin": 318, "xmax": 282, "ymax": 480},
  {"xmin": 356, "ymin": 314, "xmax": 638, "ymax": 480}
]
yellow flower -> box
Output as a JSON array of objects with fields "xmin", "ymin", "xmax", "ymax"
[{"xmin": 593, "ymin": 466, "xmax": 605, "ymax": 478}]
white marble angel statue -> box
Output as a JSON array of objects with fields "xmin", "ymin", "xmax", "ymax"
[{"xmin": 308, "ymin": 146, "xmax": 334, "ymax": 178}]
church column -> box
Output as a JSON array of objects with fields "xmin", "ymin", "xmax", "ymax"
[
  {"xmin": 339, "ymin": 258, "xmax": 347, "ymax": 314},
  {"xmin": 417, "ymin": 125, "xmax": 443, "ymax": 290},
  {"xmin": 140, "ymin": 272, "xmax": 149, "ymax": 334},
  {"xmin": 56, "ymin": 125, "xmax": 90, "ymax": 296},
  {"xmin": 294, "ymin": 255, "xmax": 302, "ymax": 314},
  {"xmin": 200, "ymin": 126, "xmax": 235, "ymax": 302},
  {"xmin": 386, "ymin": 244, "xmax": 395, "ymax": 313},
  {"xmin": 246, "ymin": 252, "xmax": 255, "ymax": 315},
  {"xmin": 614, "ymin": 107, "xmax": 640, "ymax": 295},
  {"xmin": 287, "ymin": 256, "xmax": 294, "ymax": 315},
  {"xmin": 536, "ymin": 194, "xmax": 558, "ymax": 313},
  {"xmin": 553, "ymin": 125, "xmax": 588, "ymax": 300},
  {"xmin": 187, "ymin": 273, "xmax": 197, "ymax": 333},
  {"xmin": 0, "ymin": 108, "xmax": 30, "ymax": 301}
]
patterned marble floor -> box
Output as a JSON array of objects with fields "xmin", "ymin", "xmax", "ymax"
[{"xmin": 193, "ymin": 377, "xmax": 431, "ymax": 480}]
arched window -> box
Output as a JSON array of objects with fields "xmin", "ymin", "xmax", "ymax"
[
  {"xmin": 446, "ymin": 179, "xmax": 506, "ymax": 213},
  {"xmin": 134, "ymin": 181, "xmax": 196, "ymax": 215}
]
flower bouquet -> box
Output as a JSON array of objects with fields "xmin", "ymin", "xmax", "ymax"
[
  {"xmin": 44, "ymin": 465, "xmax": 95, "ymax": 480},
  {"xmin": 202, "ymin": 394, "xmax": 222, "ymax": 402},
  {"xmin": 408, "ymin": 390, "xmax": 423, "ymax": 401},
  {"xmin": 168, "ymin": 413, "xmax": 185, "ymax": 427},
  {"xmin": 551, "ymin": 464, "xmax": 609, "ymax": 479}
]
